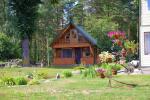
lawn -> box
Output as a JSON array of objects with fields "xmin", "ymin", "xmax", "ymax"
[{"xmin": 0, "ymin": 67, "xmax": 150, "ymax": 100}]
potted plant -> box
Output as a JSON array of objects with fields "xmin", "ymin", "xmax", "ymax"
[
  {"xmin": 110, "ymin": 63, "xmax": 122, "ymax": 75},
  {"xmin": 96, "ymin": 68, "xmax": 106, "ymax": 78}
]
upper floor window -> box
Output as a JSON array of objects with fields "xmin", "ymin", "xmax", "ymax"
[
  {"xmin": 148, "ymin": 0, "xmax": 150, "ymax": 10},
  {"xmin": 144, "ymin": 32, "xmax": 150, "ymax": 55},
  {"xmin": 65, "ymin": 33, "xmax": 70, "ymax": 42},
  {"xmin": 70, "ymin": 29, "xmax": 78, "ymax": 39}
]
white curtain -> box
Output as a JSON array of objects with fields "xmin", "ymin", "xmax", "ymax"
[{"xmin": 145, "ymin": 33, "xmax": 150, "ymax": 55}]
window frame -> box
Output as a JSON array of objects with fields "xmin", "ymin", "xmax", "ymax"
[
  {"xmin": 144, "ymin": 32, "xmax": 150, "ymax": 55},
  {"xmin": 62, "ymin": 48, "xmax": 73, "ymax": 58}
]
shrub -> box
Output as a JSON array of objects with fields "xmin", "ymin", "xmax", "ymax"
[
  {"xmin": 25, "ymin": 72, "xmax": 33, "ymax": 79},
  {"xmin": 0, "ymin": 32, "xmax": 21, "ymax": 60},
  {"xmin": 82, "ymin": 67, "xmax": 97, "ymax": 78},
  {"xmin": 1, "ymin": 77, "xmax": 16, "ymax": 86},
  {"xmin": 35, "ymin": 71, "xmax": 48, "ymax": 79},
  {"xmin": 63, "ymin": 71, "xmax": 72, "ymax": 78},
  {"xmin": 0, "ymin": 79, "xmax": 3, "ymax": 86},
  {"xmin": 28, "ymin": 79, "xmax": 40, "ymax": 85},
  {"xmin": 15, "ymin": 77, "xmax": 27, "ymax": 85},
  {"xmin": 99, "ymin": 51, "xmax": 115, "ymax": 63},
  {"xmin": 112, "ymin": 63, "xmax": 123, "ymax": 71},
  {"xmin": 100, "ymin": 63, "xmax": 112, "ymax": 70},
  {"xmin": 73, "ymin": 65, "xmax": 86, "ymax": 74}
]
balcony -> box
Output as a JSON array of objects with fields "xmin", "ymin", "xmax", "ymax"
[{"xmin": 52, "ymin": 42, "xmax": 91, "ymax": 48}]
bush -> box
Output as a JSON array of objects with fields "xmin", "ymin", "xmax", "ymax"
[
  {"xmin": 15, "ymin": 77, "xmax": 27, "ymax": 85},
  {"xmin": 82, "ymin": 67, "xmax": 97, "ymax": 78},
  {"xmin": 0, "ymin": 79, "xmax": 3, "ymax": 86},
  {"xmin": 112, "ymin": 63, "xmax": 123, "ymax": 71},
  {"xmin": 0, "ymin": 32, "xmax": 21, "ymax": 60},
  {"xmin": 100, "ymin": 63, "xmax": 112, "ymax": 70},
  {"xmin": 33, "ymin": 71, "xmax": 48, "ymax": 79},
  {"xmin": 28, "ymin": 79, "xmax": 40, "ymax": 85},
  {"xmin": 25, "ymin": 72, "xmax": 33, "ymax": 79},
  {"xmin": 1, "ymin": 77, "xmax": 16, "ymax": 86},
  {"xmin": 63, "ymin": 71, "xmax": 72, "ymax": 78}
]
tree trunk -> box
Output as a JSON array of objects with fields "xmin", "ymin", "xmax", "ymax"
[
  {"xmin": 128, "ymin": 23, "xmax": 131, "ymax": 40},
  {"xmin": 22, "ymin": 38, "xmax": 30, "ymax": 66}
]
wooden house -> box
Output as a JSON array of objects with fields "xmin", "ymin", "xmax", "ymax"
[
  {"xmin": 51, "ymin": 22, "xmax": 98, "ymax": 65},
  {"xmin": 140, "ymin": 0, "xmax": 150, "ymax": 67}
]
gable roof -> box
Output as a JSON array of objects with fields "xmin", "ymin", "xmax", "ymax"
[
  {"xmin": 51, "ymin": 22, "xmax": 97, "ymax": 46},
  {"xmin": 74, "ymin": 24, "xmax": 97, "ymax": 45}
]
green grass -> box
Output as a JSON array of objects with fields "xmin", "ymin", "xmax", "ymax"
[{"xmin": 0, "ymin": 67, "xmax": 150, "ymax": 100}]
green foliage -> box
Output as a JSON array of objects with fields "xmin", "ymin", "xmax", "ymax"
[
  {"xmin": 100, "ymin": 63, "xmax": 111, "ymax": 70},
  {"xmin": 15, "ymin": 77, "xmax": 27, "ymax": 85},
  {"xmin": 36, "ymin": 71, "xmax": 49, "ymax": 79},
  {"xmin": 82, "ymin": 67, "xmax": 97, "ymax": 78},
  {"xmin": 63, "ymin": 71, "xmax": 72, "ymax": 78},
  {"xmin": 109, "ymin": 63, "xmax": 123, "ymax": 71},
  {"xmin": 101, "ymin": 63, "xmax": 123, "ymax": 71},
  {"xmin": 85, "ymin": 17, "xmax": 118, "ymax": 51},
  {"xmin": 73, "ymin": 64, "xmax": 86, "ymax": 73},
  {"xmin": 0, "ymin": 32, "xmax": 21, "ymax": 60},
  {"xmin": 25, "ymin": 72, "xmax": 33, "ymax": 79},
  {"xmin": 26, "ymin": 71, "xmax": 49, "ymax": 79},
  {"xmin": 124, "ymin": 40, "xmax": 138, "ymax": 61},
  {"xmin": 8, "ymin": 0, "xmax": 41, "ymax": 39},
  {"xmin": 0, "ymin": 79, "xmax": 3, "ymax": 86},
  {"xmin": 28, "ymin": 79, "xmax": 40, "ymax": 85},
  {"xmin": 74, "ymin": 66, "xmax": 86, "ymax": 71},
  {"xmin": 1, "ymin": 77, "xmax": 16, "ymax": 86},
  {"xmin": 124, "ymin": 40, "xmax": 138, "ymax": 54}
]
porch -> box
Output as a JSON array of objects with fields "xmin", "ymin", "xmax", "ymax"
[
  {"xmin": 53, "ymin": 57, "xmax": 94, "ymax": 65},
  {"xmin": 52, "ymin": 47, "xmax": 96, "ymax": 65}
]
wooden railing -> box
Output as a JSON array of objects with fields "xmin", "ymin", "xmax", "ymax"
[{"xmin": 53, "ymin": 42, "xmax": 90, "ymax": 48}]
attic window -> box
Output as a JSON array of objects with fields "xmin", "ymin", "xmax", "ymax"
[
  {"xmin": 65, "ymin": 33, "xmax": 70, "ymax": 42},
  {"xmin": 71, "ymin": 29, "xmax": 78, "ymax": 39},
  {"xmin": 73, "ymin": 33, "xmax": 77, "ymax": 38}
]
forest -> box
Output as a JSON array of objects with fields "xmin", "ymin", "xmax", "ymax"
[{"xmin": 0, "ymin": 0, "xmax": 139, "ymax": 66}]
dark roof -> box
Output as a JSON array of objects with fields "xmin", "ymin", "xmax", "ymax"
[
  {"xmin": 73, "ymin": 24, "xmax": 97, "ymax": 45},
  {"xmin": 51, "ymin": 22, "xmax": 97, "ymax": 46}
]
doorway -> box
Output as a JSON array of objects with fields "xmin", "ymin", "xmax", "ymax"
[{"xmin": 75, "ymin": 48, "xmax": 82, "ymax": 64}]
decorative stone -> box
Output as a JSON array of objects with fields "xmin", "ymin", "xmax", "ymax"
[{"xmin": 56, "ymin": 73, "xmax": 60, "ymax": 79}]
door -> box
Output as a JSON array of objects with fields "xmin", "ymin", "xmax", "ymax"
[{"xmin": 75, "ymin": 48, "xmax": 82, "ymax": 64}]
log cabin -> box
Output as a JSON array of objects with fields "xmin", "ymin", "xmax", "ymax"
[
  {"xmin": 51, "ymin": 21, "xmax": 98, "ymax": 66},
  {"xmin": 140, "ymin": 0, "xmax": 150, "ymax": 67}
]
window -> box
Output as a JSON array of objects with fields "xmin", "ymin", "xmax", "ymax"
[
  {"xmin": 83, "ymin": 48, "xmax": 90, "ymax": 57},
  {"xmin": 65, "ymin": 33, "xmax": 70, "ymax": 42},
  {"xmin": 148, "ymin": 0, "xmax": 150, "ymax": 10},
  {"xmin": 62, "ymin": 49, "xmax": 72, "ymax": 58},
  {"xmin": 144, "ymin": 32, "xmax": 150, "ymax": 55},
  {"xmin": 70, "ymin": 29, "xmax": 78, "ymax": 39},
  {"xmin": 55, "ymin": 49, "xmax": 61, "ymax": 58}
]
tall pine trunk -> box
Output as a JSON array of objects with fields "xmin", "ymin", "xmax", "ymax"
[{"xmin": 22, "ymin": 38, "xmax": 30, "ymax": 66}]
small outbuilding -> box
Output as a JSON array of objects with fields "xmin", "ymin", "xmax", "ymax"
[{"xmin": 51, "ymin": 21, "xmax": 98, "ymax": 65}]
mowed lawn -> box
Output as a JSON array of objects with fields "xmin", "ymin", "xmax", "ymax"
[{"xmin": 0, "ymin": 67, "xmax": 150, "ymax": 100}]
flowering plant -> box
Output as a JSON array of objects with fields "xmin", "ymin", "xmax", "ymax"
[
  {"xmin": 96, "ymin": 68, "xmax": 106, "ymax": 74},
  {"xmin": 108, "ymin": 31, "xmax": 126, "ymax": 39},
  {"xmin": 99, "ymin": 51, "xmax": 115, "ymax": 63},
  {"xmin": 108, "ymin": 31, "xmax": 126, "ymax": 47}
]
